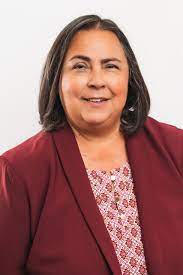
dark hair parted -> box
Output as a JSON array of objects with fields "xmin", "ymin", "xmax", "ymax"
[{"xmin": 38, "ymin": 14, "xmax": 151, "ymax": 136}]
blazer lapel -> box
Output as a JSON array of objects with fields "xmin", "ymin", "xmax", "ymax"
[{"xmin": 52, "ymin": 122, "xmax": 122, "ymax": 274}]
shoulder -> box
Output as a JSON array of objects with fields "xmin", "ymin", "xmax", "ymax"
[
  {"xmin": 0, "ymin": 130, "xmax": 55, "ymax": 185},
  {"xmin": 1, "ymin": 129, "xmax": 53, "ymax": 164},
  {"xmin": 143, "ymin": 116, "xmax": 183, "ymax": 174},
  {"xmin": 145, "ymin": 115, "xmax": 182, "ymax": 134},
  {"xmin": 144, "ymin": 116, "xmax": 183, "ymax": 143},
  {"xmin": 0, "ymin": 130, "xmax": 59, "ymax": 244}
]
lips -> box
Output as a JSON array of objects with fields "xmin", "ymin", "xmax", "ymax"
[{"xmin": 82, "ymin": 97, "xmax": 109, "ymax": 102}]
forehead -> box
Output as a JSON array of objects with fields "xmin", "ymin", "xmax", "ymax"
[{"xmin": 64, "ymin": 29, "xmax": 126, "ymax": 60}]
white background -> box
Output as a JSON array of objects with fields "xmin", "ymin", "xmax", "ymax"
[{"xmin": 0, "ymin": 0, "xmax": 183, "ymax": 154}]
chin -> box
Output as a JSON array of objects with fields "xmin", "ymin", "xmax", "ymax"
[
  {"xmin": 83, "ymin": 116, "xmax": 109, "ymax": 124},
  {"xmin": 82, "ymin": 113, "xmax": 111, "ymax": 123},
  {"xmin": 85, "ymin": 120, "xmax": 105, "ymax": 125}
]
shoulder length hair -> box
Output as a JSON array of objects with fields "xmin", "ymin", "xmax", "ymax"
[{"xmin": 38, "ymin": 14, "xmax": 150, "ymax": 136}]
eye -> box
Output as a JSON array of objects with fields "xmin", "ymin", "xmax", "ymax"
[
  {"xmin": 106, "ymin": 64, "xmax": 119, "ymax": 69},
  {"xmin": 73, "ymin": 63, "xmax": 87, "ymax": 70}
]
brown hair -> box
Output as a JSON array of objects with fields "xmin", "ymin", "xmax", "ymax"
[{"xmin": 38, "ymin": 14, "xmax": 150, "ymax": 136}]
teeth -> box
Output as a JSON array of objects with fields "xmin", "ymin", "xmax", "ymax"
[
  {"xmin": 85, "ymin": 98, "xmax": 106, "ymax": 102},
  {"xmin": 89, "ymin": 99, "xmax": 103, "ymax": 102}
]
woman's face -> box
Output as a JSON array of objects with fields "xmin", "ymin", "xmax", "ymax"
[{"xmin": 59, "ymin": 29, "xmax": 129, "ymax": 132}]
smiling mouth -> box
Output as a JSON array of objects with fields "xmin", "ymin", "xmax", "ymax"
[{"xmin": 82, "ymin": 98, "xmax": 109, "ymax": 103}]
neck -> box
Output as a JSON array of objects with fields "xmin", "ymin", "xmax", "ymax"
[{"xmin": 67, "ymin": 120, "xmax": 125, "ymax": 151}]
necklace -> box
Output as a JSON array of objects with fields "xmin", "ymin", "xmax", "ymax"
[
  {"xmin": 110, "ymin": 171, "xmax": 120, "ymax": 210},
  {"xmin": 109, "ymin": 170, "xmax": 126, "ymax": 220}
]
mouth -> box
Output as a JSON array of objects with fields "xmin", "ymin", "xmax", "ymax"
[{"xmin": 82, "ymin": 97, "xmax": 109, "ymax": 102}]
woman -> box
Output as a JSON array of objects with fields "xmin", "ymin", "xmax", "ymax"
[{"xmin": 0, "ymin": 14, "xmax": 182, "ymax": 275}]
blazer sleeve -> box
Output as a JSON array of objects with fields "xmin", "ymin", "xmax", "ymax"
[
  {"xmin": 0, "ymin": 156, "xmax": 30, "ymax": 275},
  {"xmin": 180, "ymin": 129, "xmax": 183, "ymax": 176},
  {"xmin": 176, "ymin": 127, "xmax": 183, "ymax": 176},
  {"xmin": 180, "ymin": 129, "xmax": 183, "ymax": 174}
]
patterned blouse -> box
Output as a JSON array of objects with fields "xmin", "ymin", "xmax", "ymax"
[{"xmin": 86, "ymin": 162, "xmax": 148, "ymax": 275}]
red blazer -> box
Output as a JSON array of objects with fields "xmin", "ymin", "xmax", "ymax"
[{"xmin": 0, "ymin": 116, "xmax": 182, "ymax": 275}]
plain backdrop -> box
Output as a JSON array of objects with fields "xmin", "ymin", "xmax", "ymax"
[{"xmin": 0, "ymin": 0, "xmax": 183, "ymax": 154}]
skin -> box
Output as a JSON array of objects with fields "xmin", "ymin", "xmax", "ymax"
[{"xmin": 59, "ymin": 29, "xmax": 130, "ymax": 169}]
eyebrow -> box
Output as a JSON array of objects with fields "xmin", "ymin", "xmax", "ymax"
[{"xmin": 69, "ymin": 55, "xmax": 122, "ymax": 63}]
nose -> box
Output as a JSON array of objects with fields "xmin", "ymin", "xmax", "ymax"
[{"xmin": 87, "ymin": 68, "xmax": 106, "ymax": 89}]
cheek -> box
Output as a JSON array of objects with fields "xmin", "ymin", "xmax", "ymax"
[
  {"xmin": 108, "ymin": 68, "xmax": 129, "ymax": 91},
  {"xmin": 61, "ymin": 74, "xmax": 86, "ymax": 97},
  {"xmin": 108, "ymin": 77, "xmax": 128, "ymax": 96}
]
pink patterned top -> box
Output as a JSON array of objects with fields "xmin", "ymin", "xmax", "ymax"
[{"xmin": 86, "ymin": 162, "xmax": 148, "ymax": 275}]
